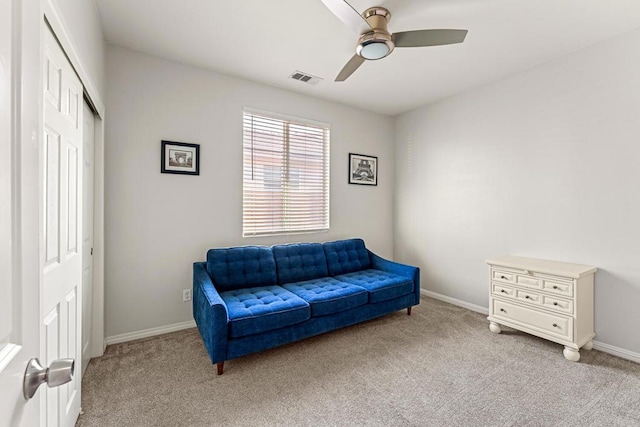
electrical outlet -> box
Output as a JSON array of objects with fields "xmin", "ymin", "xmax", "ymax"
[{"xmin": 183, "ymin": 289, "xmax": 191, "ymax": 302}]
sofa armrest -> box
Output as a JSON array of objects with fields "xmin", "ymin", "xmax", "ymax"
[
  {"xmin": 368, "ymin": 251, "xmax": 421, "ymax": 305},
  {"xmin": 193, "ymin": 262, "xmax": 229, "ymax": 364}
]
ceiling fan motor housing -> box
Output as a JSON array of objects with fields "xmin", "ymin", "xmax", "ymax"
[{"xmin": 356, "ymin": 7, "xmax": 395, "ymax": 60}]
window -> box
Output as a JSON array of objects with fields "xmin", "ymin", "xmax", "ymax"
[{"xmin": 243, "ymin": 108, "xmax": 330, "ymax": 237}]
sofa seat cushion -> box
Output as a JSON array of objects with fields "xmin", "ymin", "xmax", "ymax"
[
  {"xmin": 335, "ymin": 269, "xmax": 414, "ymax": 303},
  {"xmin": 220, "ymin": 286, "xmax": 310, "ymax": 338},
  {"xmin": 282, "ymin": 277, "xmax": 368, "ymax": 317}
]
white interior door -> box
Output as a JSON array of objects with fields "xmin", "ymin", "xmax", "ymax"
[
  {"xmin": 0, "ymin": 1, "xmax": 39, "ymax": 425},
  {"xmin": 81, "ymin": 100, "xmax": 95, "ymax": 376},
  {"xmin": 0, "ymin": 0, "xmax": 14, "ymax": 357},
  {"xmin": 41, "ymin": 24, "xmax": 83, "ymax": 426},
  {"xmin": 1, "ymin": 8, "xmax": 87, "ymax": 427}
]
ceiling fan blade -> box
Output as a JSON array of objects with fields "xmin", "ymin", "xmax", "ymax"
[
  {"xmin": 320, "ymin": 0, "xmax": 371, "ymax": 34},
  {"xmin": 335, "ymin": 54, "xmax": 365, "ymax": 82},
  {"xmin": 393, "ymin": 29, "xmax": 468, "ymax": 47}
]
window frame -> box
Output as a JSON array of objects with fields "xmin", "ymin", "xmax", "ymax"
[{"xmin": 242, "ymin": 107, "xmax": 330, "ymax": 237}]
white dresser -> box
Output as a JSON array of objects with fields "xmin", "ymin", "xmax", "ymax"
[{"xmin": 486, "ymin": 255, "xmax": 597, "ymax": 361}]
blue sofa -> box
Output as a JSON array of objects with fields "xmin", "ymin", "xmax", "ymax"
[{"xmin": 193, "ymin": 238, "xmax": 420, "ymax": 374}]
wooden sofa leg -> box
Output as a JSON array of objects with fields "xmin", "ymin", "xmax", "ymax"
[
  {"xmin": 407, "ymin": 306, "xmax": 412, "ymax": 316},
  {"xmin": 217, "ymin": 362, "xmax": 224, "ymax": 375}
]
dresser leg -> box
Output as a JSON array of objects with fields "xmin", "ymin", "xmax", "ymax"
[
  {"xmin": 582, "ymin": 341, "xmax": 594, "ymax": 351},
  {"xmin": 489, "ymin": 322, "xmax": 502, "ymax": 334},
  {"xmin": 563, "ymin": 347, "xmax": 580, "ymax": 362}
]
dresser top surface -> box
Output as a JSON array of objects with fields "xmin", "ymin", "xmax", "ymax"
[{"xmin": 486, "ymin": 255, "xmax": 597, "ymax": 279}]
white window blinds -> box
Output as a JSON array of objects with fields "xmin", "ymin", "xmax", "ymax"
[{"xmin": 243, "ymin": 108, "xmax": 330, "ymax": 237}]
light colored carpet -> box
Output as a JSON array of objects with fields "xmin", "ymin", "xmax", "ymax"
[{"xmin": 77, "ymin": 298, "xmax": 640, "ymax": 426}]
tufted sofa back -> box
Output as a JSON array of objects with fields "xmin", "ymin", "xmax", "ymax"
[
  {"xmin": 323, "ymin": 238, "xmax": 372, "ymax": 276},
  {"xmin": 207, "ymin": 246, "xmax": 277, "ymax": 291},
  {"xmin": 272, "ymin": 243, "xmax": 329, "ymax": 284}
]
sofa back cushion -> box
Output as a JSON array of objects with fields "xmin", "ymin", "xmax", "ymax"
[
  {"xmin": 273, "ymin": 243, "xmax": 329, "ymax": 284},
  {"xmin": 323, "ymin": 238, "xmax": 372, "ymax": 276},
  {"xmin": 206, "ymin": 246, "xmax": 277, "ymax": 291}
]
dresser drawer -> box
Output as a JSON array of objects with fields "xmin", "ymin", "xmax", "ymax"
[
  {"xmin": 492, "ymin": 283, "xmax": 516, "ymax": 299},
  {"xmin": 515, "ymin": 275, "xmax": 541, "ymax": 289},
  {"xmin": 541, "ymin": 295, "xmax": 574, "ymax": 315},
  {"xmin": 492, "ymin": 299, "xmax": 573, "ymax": 341},
  {"xmin": 515, "ymin": 289, "xmax": 541, "ymax": 305},
  {"xmin": 492, "ymin": 269, "xmax": 516, "ymax": 283},
  {"xmin": 542, "ymin": 279, "xmax": 573, "ymax": 297}
]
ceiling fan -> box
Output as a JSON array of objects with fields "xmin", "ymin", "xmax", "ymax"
[{"xmin": 320, "ymin": 0, "xmax": 468, "ymax": 81}]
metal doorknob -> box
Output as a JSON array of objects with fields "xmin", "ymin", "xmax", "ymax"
[{"xmin": 23, "ymin": 358, "xmax": 75, "ymax": 400}]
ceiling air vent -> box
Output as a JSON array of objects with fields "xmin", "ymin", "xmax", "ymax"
[{"xmin": 289, "ymin": 71, "xmax": 322, "ymax": 85}]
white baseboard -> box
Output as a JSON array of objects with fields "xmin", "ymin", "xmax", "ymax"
[
  {"xmin": 421, "ymin": 289, "xmax": 640, "ymax": 365},
  {"xmin": 592, "ymin": 340, "xmax": 640, "ymax": 364},
  {"xmin": 104, "ymin": 320, "xmax": 196, "ymax": 346},
  {"xmin": 421, "ymin": 289, "xmax": 489, "ymax": 315}
]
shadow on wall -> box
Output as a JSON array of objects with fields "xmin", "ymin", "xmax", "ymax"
[{"xmin": 593, "ymin": 269, "xmax": 640, "ymax": 351}]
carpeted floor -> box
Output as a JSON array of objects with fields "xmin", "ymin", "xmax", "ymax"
[{"xmin": 77, "ymin": 298, "xmax": 640, "ymax": 426}]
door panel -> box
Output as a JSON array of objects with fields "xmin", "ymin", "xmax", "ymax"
[
  {"xmin": 44, "ymin": 128, "xmax": 60, "ymax": 265},
  {"xmin": 42, "ymin": 26, "xmax": 83, "ymax": 427}
]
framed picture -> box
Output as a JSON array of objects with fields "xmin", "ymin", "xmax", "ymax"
[
  {"xmin": 161, "ymin": 140, "xmax": 200, "ymax": 175},
  {"xmin": 349, "ymin": 153, "xmax": 377, "ymax": 186}
]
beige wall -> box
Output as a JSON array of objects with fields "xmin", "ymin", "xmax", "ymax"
[
  {"xmin": 104, "ymin": 46, "xmax": 395, "ymax": 338},
  {"xmin": 394, "ymin": 27, "xmax": 640, "ymax": 355}
]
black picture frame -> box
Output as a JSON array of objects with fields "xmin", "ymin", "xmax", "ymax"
[
  {"xmin": 161, "ymin": 140, "xmax": 200, "ymax": 175},
  {"xmin": 349, "ymin": 153, "xmax": 378, "ymax": 186}
]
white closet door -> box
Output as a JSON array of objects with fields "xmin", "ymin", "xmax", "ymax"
[{"xmin": 42, "ymin": 25, "xmax": 83, "ymax": 427}]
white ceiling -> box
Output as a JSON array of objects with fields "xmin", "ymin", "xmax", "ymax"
[{"xmin": 95, "ymin": 0, "xmax": 640, "ymax": 116}]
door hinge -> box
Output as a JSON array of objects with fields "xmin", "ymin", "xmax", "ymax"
[{"xmin": 90, "ymin": 247, "xmax": 93, "ymax": 256}]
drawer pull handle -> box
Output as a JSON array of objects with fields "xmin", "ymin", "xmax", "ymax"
[
  {"xmin": 553, "ymin": 302, "xmax": 558, "ymax": 306},
  {"xmin": 500, "ymin": 308, "xmax": 506, "ymax": 313},
  {"xmin": 500, "ymin": 275, "xmax": 507, "ymax": 279},
  {"xmin": 552, "ymin": 323, "xmax": 558, "ymax": 328},
  {"xmin": 553, "ymin": 285, "xmax": 559, "ymax": 289},
  {"xmin": 500, "ymin": 290, "xmax": 507, "ymax": 293},
  {"xmin": 525, "ymin": 295, "xmax": 531, "ymax": 299}
]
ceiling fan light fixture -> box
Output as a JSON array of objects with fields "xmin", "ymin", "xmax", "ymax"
[
  {"xmin": 356, "ymin": 32, "xmax": 394, "ymax": 60},
  {"xmin": 358, "ymin": 41, "xmax": 389, "ymax": 60}
]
